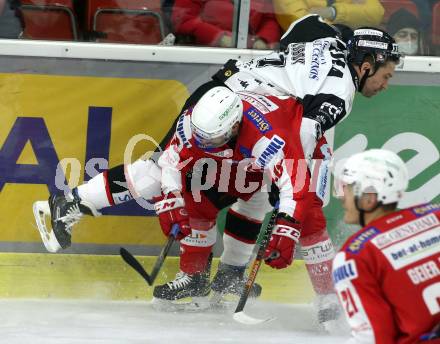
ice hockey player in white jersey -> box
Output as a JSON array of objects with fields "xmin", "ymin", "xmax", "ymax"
[
  {"xmin": 32, "ymin": 15, "xmax": 401, "ymax": 326},
  {"xmin": 33, "ymin": 14, "xmax": 401, "ymax": 255}
]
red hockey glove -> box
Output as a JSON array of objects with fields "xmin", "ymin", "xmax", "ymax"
[
  {"xmin": 153, "ymin": 192, "xmax": 191, "ymax": 240},
  {"xmin": 264, "ymin": 213, "xmax": 301, "ymax": 269}
]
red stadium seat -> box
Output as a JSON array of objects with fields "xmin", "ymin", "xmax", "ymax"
[
  {"xmin": 433, "ymin": 1, "xmax": 440, "ymax": 45},
  {"xmin": 380, "ymin": 0, "xmax": 419, "ymax": 23},
  {"xmin": 20, "ymin": 0, "xmax": 78, "ymax": 40},
  {"xmin": 87, "ymin": 0, "xmax": 165, "ymax": 44}
]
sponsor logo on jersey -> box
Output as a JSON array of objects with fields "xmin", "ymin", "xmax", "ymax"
[
  {"xmin": 412, "ymin": 203, "xmax": 440, "ymax": 216},
  {"xmin": 300, "ymin": 238, "xmax": 335, "ymax": 264},
  {"xmin": 256, "ymin": 135, "xmax": 285, "ymax": 169},
  {"xmin": 244, "ymin": 107, "xmax": 272, "ymax": 133},
  {"xmin": 309, "ymin": 40, "xmax": 329, "ymax": 80},
  {"xmin": 319, "ymin": 102, "xmax": 343, "ymax": 121},
  {"xmin": 239, "ymin": 93, "xmax": 278, "ymax": 114},
  {"xmin": 382, "ymin": 228, "xmax": 440, "ymax": 270},
  {"xmin": 386, "ymin": 214, "xmax": 403, "ymax": 224},
  {"xmin": 176, "ymin": 114, "xmax": 191, "ymax": 148},
  {"xmin": 347, "ymin": 227, "xmax": 380, "ymax": 253},
  {"xmin": 372, "ymin": 214, "xmax": 439, "ymax": 249},
  {"xmin": 332, "ymin": 259, "xmax": 358, "ymax": 284},
  {"xmin": 407, "ymin": 259, "xmax": 440, "ymax": 285},
  {"xmin": 316, "ymin": 157, "xmax": 330, "ymax": 201}
]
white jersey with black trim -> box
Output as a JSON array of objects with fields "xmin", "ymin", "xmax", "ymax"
[{"xmin": 214, "ymin": 14, "xmax": 358, "ymax": 134}]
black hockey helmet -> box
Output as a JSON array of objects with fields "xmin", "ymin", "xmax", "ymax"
[
  {"xmin": 347, "ymin": 27, "xmax": 401, "ymax": 91},
  {"xmin": 347, "ymin": 27, "xmax": 401, "ymax": 66},
  {"xmin": 332, "ymin": 23, "xmax": 354, "ymax": 45}
]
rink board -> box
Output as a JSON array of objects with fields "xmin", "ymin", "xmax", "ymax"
[{"xmin": 0, "ymin": 253, "xmax": 315, "ymax": 303}]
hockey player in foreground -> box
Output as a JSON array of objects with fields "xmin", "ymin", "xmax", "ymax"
[
  {"xmin": 33, "ymin": 14, "xmax": 401, "ymax": 256},
  {"xmin": 332, "ymin": 149, "xmax": 440, "ymax": 343},
  {"xmin": 33, "ymin": 14, "xmax": 400, "ymax": 322},
  {"xmin": 150, "ymin": 87, "xmax": 337, "ymax": 313}
]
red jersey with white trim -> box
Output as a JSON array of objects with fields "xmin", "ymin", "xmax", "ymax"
[
  {"xmin": 157, "ymin": 92, "xmax": 310, "ymax": 220},
  {"xmin": 332, "ymin": 203, "xmax": 440, "ymax": 344}
]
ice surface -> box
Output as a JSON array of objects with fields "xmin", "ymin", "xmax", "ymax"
[{"xmin": 0, "ymin": 299, "xmax": 349, "ymax": 344}]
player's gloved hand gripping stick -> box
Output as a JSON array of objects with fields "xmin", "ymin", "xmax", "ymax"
[{"xmin": 120, "ymin": 224, "xmax": 180, "ymax": 286}]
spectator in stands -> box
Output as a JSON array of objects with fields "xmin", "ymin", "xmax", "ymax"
[
  {"xmin": 410, "ymin": 0, "xmax": 439, "ymax": 55},
  {"xmin": 171, "ymin": 0, "xmax": 281, "ymax": 49},
  {"xmin": 274, "ymin": 0, "xmax": 384, "ymax": 32},
  {"xmin": 387, "ymin": 8, "xmax": 423, "ymax": 55},
  {"xmin": 0, "ymin": 0, "xmax": 22, "ymax": 38}
]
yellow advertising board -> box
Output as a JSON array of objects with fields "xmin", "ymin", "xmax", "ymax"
[{"xmin": 0, "ymin": 73, "xmax": 189, "ymax": 247}]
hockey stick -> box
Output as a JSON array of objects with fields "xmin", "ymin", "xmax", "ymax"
[
  {"xmin": 120, "ymin": 224, "xmax": 180, "ymax": 286},
  {"xmin": 233, "ymin": 207, "xmax": 279, "ymax": 325}
]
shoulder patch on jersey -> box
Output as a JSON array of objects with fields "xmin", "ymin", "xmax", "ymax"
[
  {"xmin": 412, "ymin": 203, "xmax": 440, "ymax": 217},
  {"xmin": 255, "ymin": 135, "xmax": 285, "ymax": 169},
  {"xmin": 238, "ymin": 92, "xmax": 279, "ymax": 114},
  {"xmin": 332, "ymin": 259, "xmax": 358, "ymax": 285},
  {"xmin": 176, "ymin": 114, "xmax": 192, "ymax": 149},
  {"xmin": 244, "ymin": 107, "xmax": 272, "ymax": 133},
  {"xmin": 371, "ymin": 214, "xmax": 439, "ymax": 250},
  {"xmin": 346, "ymin": 227, "xmax": 380, "ymax": 254}
]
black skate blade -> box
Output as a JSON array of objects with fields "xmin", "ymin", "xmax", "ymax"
[{"xmin": 151, "ymin": 296, "xmax": 211, "ymax": 312}]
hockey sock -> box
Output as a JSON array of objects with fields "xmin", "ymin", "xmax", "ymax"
[
  {"xmin": 221, "ymin": 233, "xmax": 255, "ymax": 266},
  {"xmin": 299, "ymin": 229, "xmax": 336, "ymax": 295},
  {"xmin": 180, "ymin": 223, "xmax": 217, "ymax": 274}
]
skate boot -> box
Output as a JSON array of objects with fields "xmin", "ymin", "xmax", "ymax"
[
  {"xmin": 152, "ymin": 254, "xmax": 212, "ymax": 311},
  {"xmin": 211, "ymin": 262, "xmax": 262, "ymax": 299},
  {"xmin": 153, "ymin": 270, "xmax": 211, "ymax": 301},
  {"xmin": 314, "ymin": 293, "xmax": 348, "ymax": 334},
  {"xmin": 33, "ymin": 191, "xmax": 100, "ymax": 253}
]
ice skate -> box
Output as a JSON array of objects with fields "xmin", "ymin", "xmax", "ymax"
[
  {"xmin": 152, "ymin": 270, "xmax": 212, "ymax": 312},
  {"xmin": 33, "ymin": 191, "xmax": 100, "ymax": 253},
  {"xmin": 210, "ymin": 262, "xmax": 262, "ymax": 303},
  {"xmin": 314, "ymin": 293, "xmax": 349, "ymax": 334},
  {"xmin": 152, "ymin": 253, "xmax": 212, "ymax": 311}
]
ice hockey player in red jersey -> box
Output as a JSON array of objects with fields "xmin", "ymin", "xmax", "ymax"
[
  {"xmin": 332, "ymin": 149, "xmax": 440, "ymax": 343},
  {"xmin": 151, "ymin": 86, "xmax": 339, "ymax": 317},
  {"xmin": 32, "ymin": 14, "xmax": 400, "ymax": 329},
  {"xmin": 32, "ymin": 15, "xmax": 401, "ymax": 257},
  {"xmin": 32, "ymin": 15, "xmax": 400, "ymax": 327}
]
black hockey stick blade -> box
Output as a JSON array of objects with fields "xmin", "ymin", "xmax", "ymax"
[
  {"xmin": 120, "ymin": 247, "xmax": 153, "ymax": 285},
  {"xmin": 120, "ymin": 224, "xmax": 180, "ymax": 286}
]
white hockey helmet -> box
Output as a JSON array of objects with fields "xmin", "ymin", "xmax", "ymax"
[
  {"xmin": 190, "ymin": 86, "xmax": 243, "ymax": 149},
  {"xmin": 335, "ymin": 149, "xmax": 409, "ymax": 204}
]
